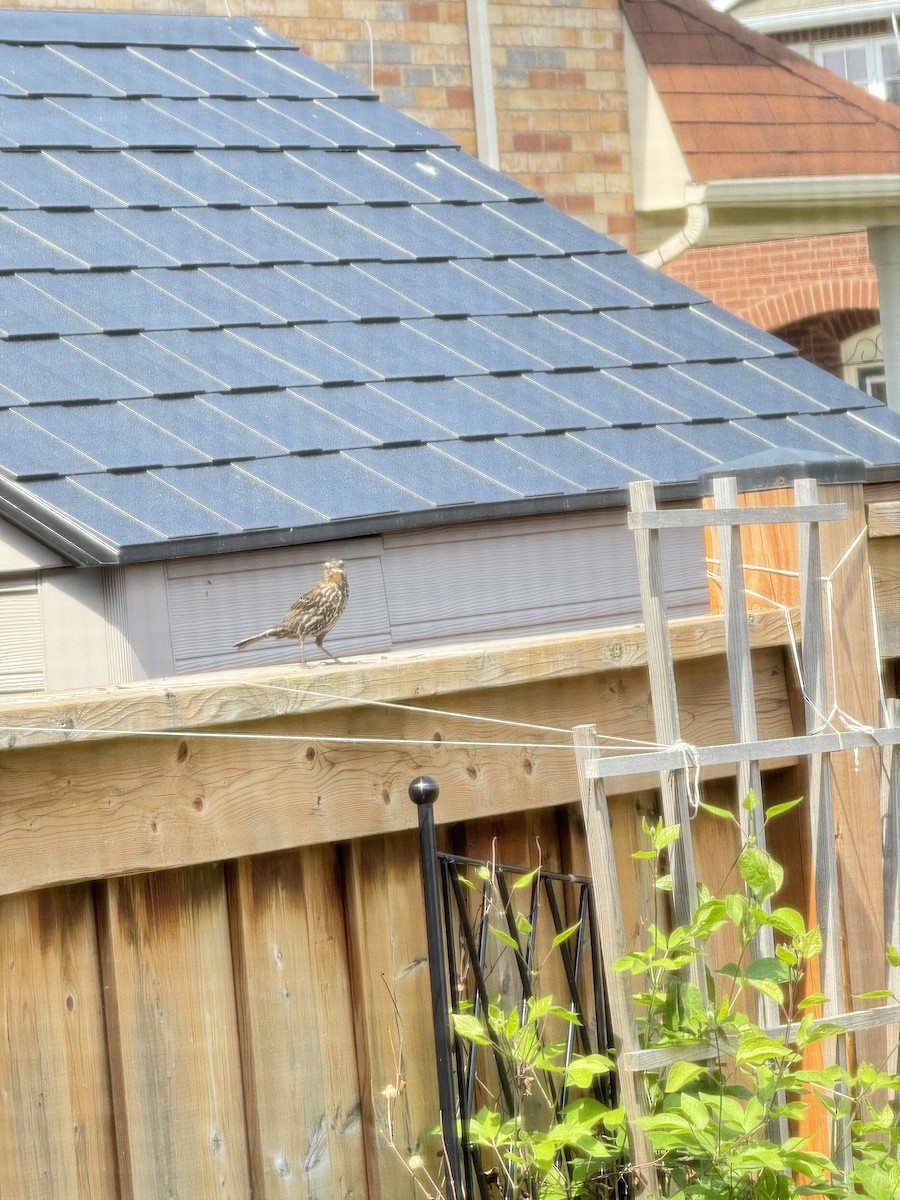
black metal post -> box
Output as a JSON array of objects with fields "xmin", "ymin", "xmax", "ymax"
[{"xmin": 409, "ymin": 775, "xmax": 464, "ymax": 1200}]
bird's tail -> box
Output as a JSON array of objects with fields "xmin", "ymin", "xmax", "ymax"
[{"xmin": 234, "ymin": 628, "xmax": 278, "ymax": 651}]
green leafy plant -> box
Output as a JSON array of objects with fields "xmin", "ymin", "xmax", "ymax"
[{"xmin": 446, "ymin": 795, "xmax": 900, "ymax": 1200}]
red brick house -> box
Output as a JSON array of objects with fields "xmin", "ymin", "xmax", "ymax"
[{"xmin": 621, "ymin": 0, "xmax": 900, "ymax": 400}]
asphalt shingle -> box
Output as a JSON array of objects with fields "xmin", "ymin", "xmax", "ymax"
[{"xmin": 0, "ymin": 8, "xmax": 895, "ymax": 567}]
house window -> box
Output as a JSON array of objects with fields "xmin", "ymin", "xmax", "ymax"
[
  {"xmin": 813, "ymin": 36, "xmax": 900, "ymax": 104},
  {"xmin": 840, "ymin": 326, "xmax": 886, "ymax": 400},
  {"xmin": 857, "ymin": 364, "xmax": 888, "ymax": 402}
]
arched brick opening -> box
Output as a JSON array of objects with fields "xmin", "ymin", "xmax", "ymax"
[
  {"xmin": 774, "ymin": 308, "xmax": 880, "ymax": 377},
  {"xmin": 744, "ymin": 278, "xmax": 879, "ymax": 334}
]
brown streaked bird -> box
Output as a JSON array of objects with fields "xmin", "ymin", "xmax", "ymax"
[{"xmin": 234, "ymin": 560, "xmax": 349, "ymax": 665}]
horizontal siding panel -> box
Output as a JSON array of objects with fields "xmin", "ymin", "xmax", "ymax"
[
  {"xmin": 0, "ymin": 578, "xmax": 44, "ymax": 693},
  {"xmin": 167, "ymin": 552, "xmax": 392, "ymax": 673},
  {"xmin": 164, "ymin": 512, "xmax": 708, "ymax": 670},
  {"xmin": 380, "ymin": 521, "xmax": 707, "ymax": 644}
]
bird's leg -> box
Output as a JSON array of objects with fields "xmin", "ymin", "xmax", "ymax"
[
  {"xmin": 316, "ymin": 633, "xmax": 341, "ymax": 662},
  {"xmin": 299, "ymin": 635, "xmax": 307, "ymax": 666}
]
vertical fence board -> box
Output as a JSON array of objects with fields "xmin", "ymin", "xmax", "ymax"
[
  {"xmin": 562, "ymin": 792, "xmax": 662, "ymax": 949},
  {"xmin": 98, "ymin": 864, "xmax": 251, "ymax": 1200},
  {"xmin": 0, "ymin": 884, "xmax": 117, "ymax": 1200},
  {"xmin": 344, "ymin": 832, "xmax": 440, "ymax": 1200},
  {"xmin": 229, "ymin": 845, "xmax": 365, "ymax": 1200},
  {"xmin": 818, "ymin": 482, "xmax": 889, "ymax": 1068}
]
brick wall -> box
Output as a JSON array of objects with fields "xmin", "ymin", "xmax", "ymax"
[
  {"xmin": 665, "ymin": 232, "xmax": 880, "ymax": 374},
  {"xmin": 666, "ymin": 231, "xmax": 878, "ymax": 323},
  {"xmin": 14, "ymin": 0, "xmax": 635, "ymax": 243}
]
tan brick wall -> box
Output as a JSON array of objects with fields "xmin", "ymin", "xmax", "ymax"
[{"xmin": 8, "ymin": 0, "xmax": 635, "ymax": 244}]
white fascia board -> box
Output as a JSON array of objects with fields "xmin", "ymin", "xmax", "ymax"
[
  {"xmin": 704, "ymin": 173, "xmax": 900, "ymax": 211},
  {"xmin": 739, "ymin": 1, "xmax": 897, "ymax": 33}
]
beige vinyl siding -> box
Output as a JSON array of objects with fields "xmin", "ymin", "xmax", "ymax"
[
  {"xmin": 0, "ymin": 577, "xmax": 45, "ymax": 694},
  {"xmin": 163, "ymin": 512, "xmax": 708, "ymax": 674}
]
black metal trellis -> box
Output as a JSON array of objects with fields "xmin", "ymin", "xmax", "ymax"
[{"xmin": 410, "ymin": 778, "xmax": 624, "ymax": 1200}]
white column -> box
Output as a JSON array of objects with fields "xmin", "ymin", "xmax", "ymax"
[{"xmin": 867, "ymin": 225, "xmax": 900, "ymax": 412}]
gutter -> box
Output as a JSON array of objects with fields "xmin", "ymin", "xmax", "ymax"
[
  {"xmin": 738, "ymin": 1, "xmax": 900, "ymax": 33},
  {"xmin": 703, "ymin": 174, "xmax": 900, "ymax": 210}
]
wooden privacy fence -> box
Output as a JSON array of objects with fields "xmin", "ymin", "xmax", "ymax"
[
  {"xmin": 0, "ymin": 467, "xmax": 897, "ymax": 1199},
  {"xmin": 574, "ymin": 471, "xmax": 900, "ymax": 1192}
]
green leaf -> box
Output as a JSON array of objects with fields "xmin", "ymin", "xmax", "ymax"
[
  {"xmin": 490, "ymin": 927, "xmax": 519, "ymax": 950},
  {"xmin": 768, "ymin": 906, "xmax": 806, "ymax": 938},
  {"xmin": 551, "ymin": 921, "xmax": 581, "ymax": 948},
  {"xmin": 797, "ymin": 925, "xmax": 823, "ymax": 958},
  {"xmin": 565, "ymin": 1053, "xmax": 615, "ymax": 1087},
  {"xmin": 476, "ymin": 865, "xmax": 492, "ymax": 882},
  {"xmin": 653, "ymin": 823, "xmax": 681, "ymax": 851},
  {"xmin": 678, "ymin": 1093, "xmax": 709, "ymax": 1131},
  {"xmin": 655, "ymin": 873, "xmax": 673, "ymax": 892},
  {"xmin": 765, "ymin": 797, "xmax": 803, "ymax": 822},
  {"xmin": 451, "ymin": 1013, "xmax": 491, "ymax": 1045},
  {"xmin": 856, "ymin": 989, "xmax": 895, "ymax": 1000},
  {"xmin": 742, "ymin": 789, "xmax": 760, "ymax": 811},
  {"xmin": 855, "ymin": 1161, "xmax": 899, "ymax": 1200},
  {"xmin": 745, "ymin": 957, "xmax": 791, "ymax": 983},
  {"xmin": 748, "ymin": 977, "xmax": 785, "ymax": 1004},
  {"xmin": 511, "ymin": 868, "xmax": 538, "ymax": 891},
  {"xmin": 699, "ymin": 802, "xmax": 734, "ymax": 821},
  {"xmin": 665, "ymin": 1061, "xmax": 706, "ymax": 1093},
  {"xmin": 739, "ymin": 846, "xmax": 783, "ymax": 898},
  {"xmin": 515, "ymin": 912, "xmax": 532, "ymax": 936},
  {"xmin": 797, "ymin": 993, "xmax": 828, "ymax": 1010},
  {"xmin": 887, "ymin": 944, "xmax": 900, "ymax": 967}
]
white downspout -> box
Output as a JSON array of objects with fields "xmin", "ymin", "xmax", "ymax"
[
  {"xmin": 639, "ymin": 201, "xmax": 710, "ymax": 269},
  {"xmin": 465, "ymin": 0, "xmax": 499, "ymax": 168}
]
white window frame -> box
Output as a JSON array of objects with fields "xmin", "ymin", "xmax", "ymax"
[{"xmin": 812, "ymin": 34, "xmax": 900, "ymax": 103}]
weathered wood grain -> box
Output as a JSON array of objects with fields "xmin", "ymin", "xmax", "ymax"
[
  {"xmin": 573, "ymin": 726, "xmax": 656, "ymax": 1198},
  {"xmin": 0, "ymin": 885, "xmax": 117, "ymax": 1200},
  {"xmin": 228, "ymin": 846, "xmax": 366, "ymax": 1200},
  {"xmin": 0, "ymin": 612, "xmax": 800, "ymax": 752},
  {"xmin": 628, "ymin": 480, "xmax": 700, "ymax": 941},
  {"xmin": 343, "ymin": 832, "xmax": 440, "ymax": 1200},
  {"xmin": 817, "ymin": 482, "xmax": 889, "ymax": 1070},
  {"xmin": 868, "ymin": 536, "xmax": 900, "ymax": 658},
  {"xmin": 866, "ymin": 500, "xmax": 900, "ymax": 538},
  {"xmin": 0, "ymin": 647, "xmax": 795, "ymax": 897},
  {"xmin": 98, "ymin": 864, "xmax": 251, "ymax": 1200}
]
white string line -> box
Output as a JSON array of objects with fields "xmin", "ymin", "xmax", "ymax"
[
  {"xmin": 0, "ymin": 722, "xmax": 671, "ymax": 754},
  {"xmin": 708, "ymin": 525, "xmax": 876, "ymax": 736},
  {"xmin": 706, "ymin": 569, "xmax": 835, "ymax": 738},
  {"xmin": 245, "ymin": 680, "xmax": 572, "ymax": 736},
  {"xmin": 0, "ymin": 723, "xmax": 579, "ymax": 750},
  {"xmin": 243, "ymin": 681, "xmax": 668, "ymax": 750}
]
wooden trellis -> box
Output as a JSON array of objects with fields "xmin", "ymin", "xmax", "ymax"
[{"xmin": 574, "ymin": 474, "xmax": 900, "ymax": 1194}]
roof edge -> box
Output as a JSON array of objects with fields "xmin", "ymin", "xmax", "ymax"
[{"xmin": 738, "ymin": 1, "xmax": 898, "ymax": 34}]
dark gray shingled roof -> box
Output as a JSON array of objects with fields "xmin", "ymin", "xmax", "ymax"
[{"xmin": 0, "ymin": 12, "xmax": 898, "ymax": 565}]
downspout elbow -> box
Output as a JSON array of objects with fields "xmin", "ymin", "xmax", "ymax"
[{"xmin": 639, "ymin": 201, "xmax": 709, "ymax": 269}]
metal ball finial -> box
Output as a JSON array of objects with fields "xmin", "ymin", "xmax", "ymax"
[{"xmin": 409, "ymin": 775, "xmax": 440, "ymax": 806}]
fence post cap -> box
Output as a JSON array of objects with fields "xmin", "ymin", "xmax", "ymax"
[{"xmin": 409, "ymin": 775, "xmax": 440, "ymax": 806}]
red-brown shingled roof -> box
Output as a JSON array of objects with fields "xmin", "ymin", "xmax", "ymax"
[{"xmin": 621, "ymin": 0, "xmax": 900, "ymax": 180}]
